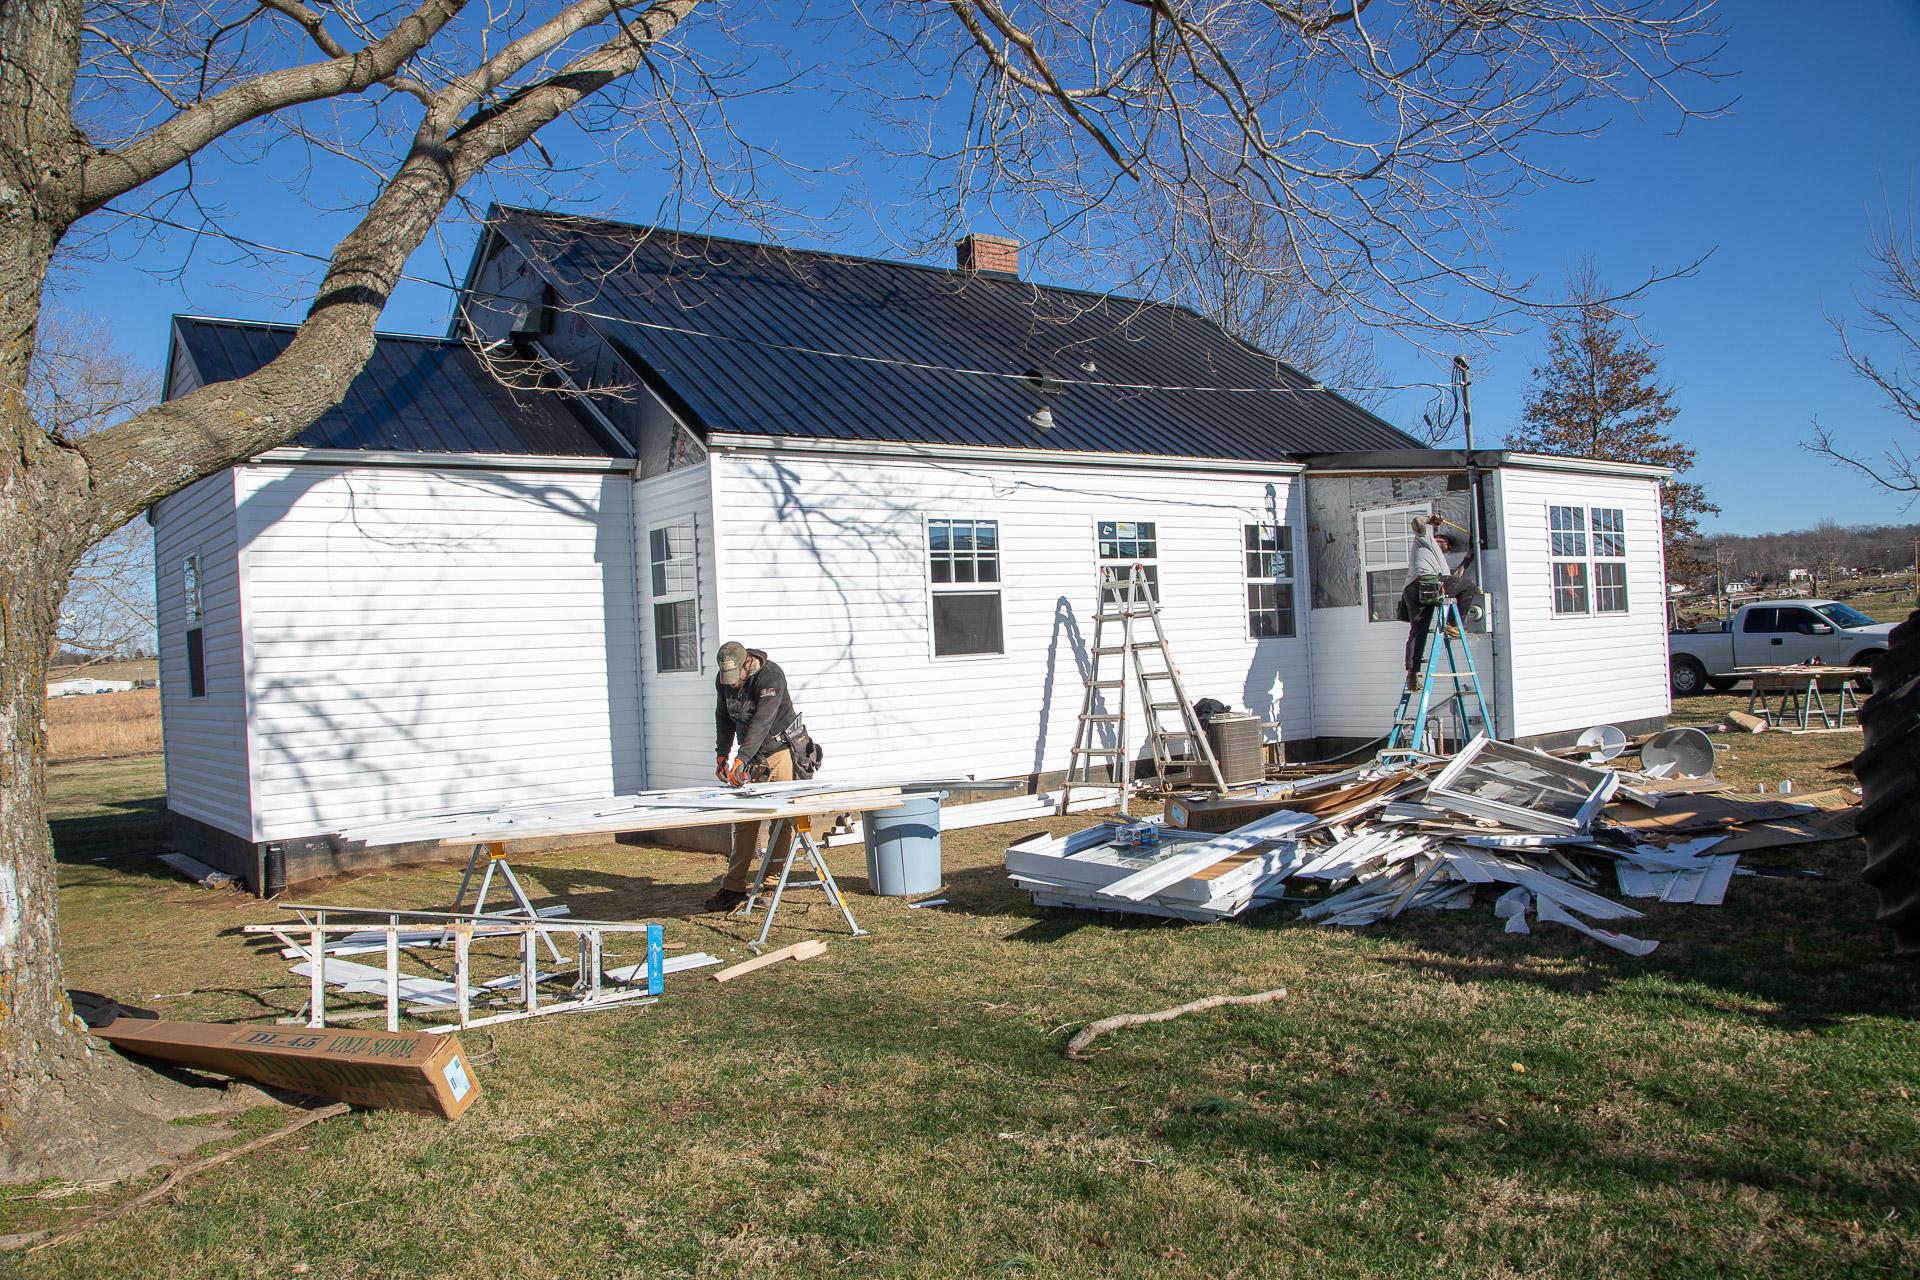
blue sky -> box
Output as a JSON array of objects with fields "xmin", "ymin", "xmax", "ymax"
[{"xmin": 61, "ymin": 1, "xmax": 1920, "ymax": 538}]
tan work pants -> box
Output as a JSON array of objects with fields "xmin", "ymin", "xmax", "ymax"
[{"xmin": 723, "ymin": 748, "xmax": 794, "ymax": 892}]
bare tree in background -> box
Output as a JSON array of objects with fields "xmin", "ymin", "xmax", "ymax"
[
  {"xmin": 1810, "ymin": 209, "xmax": 1920, "ymax": 498},
  {"xmin": 2, "ymin": 1, "xmax": 1720, "ymax": 1180},
  {"xmin": 32, "ymin": 314, "xmax": 158, "ymax": 665}
]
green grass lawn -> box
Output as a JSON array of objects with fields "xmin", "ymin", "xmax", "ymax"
[{"xmin": 9, "ymin": 736, "xmax": 1919, "ymax": 1279}]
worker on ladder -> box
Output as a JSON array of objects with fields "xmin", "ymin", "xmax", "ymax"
[
  {"xmin": 1400, "ymin": 515, "xmax": 1483, "ymax": 690},
  {"xmin": 706, "ymin": 641, "xmax": 822, "ymax": 913}
]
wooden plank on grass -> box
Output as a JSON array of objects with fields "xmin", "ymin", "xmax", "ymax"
[{"xmin": 712, "ymin": 939, "xmax": 827, "ymax": 982}]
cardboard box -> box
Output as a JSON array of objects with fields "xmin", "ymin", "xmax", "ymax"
[{"xmin": 96, "ymin": 1019, "xmax": 480, "ymax": 1119}]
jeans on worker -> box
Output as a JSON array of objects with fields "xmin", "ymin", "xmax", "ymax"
[
  {"xmin": 723, "ymin": 748, "xmax": 795, "ymax": 893},
  {"xmin": 1403, "ymin": 576, "xmax": 1482, "ymax": 672}
]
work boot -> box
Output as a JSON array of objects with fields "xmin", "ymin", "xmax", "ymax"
[
  {"xmin": 1405, "ymin": 670, "xmax": 1423, "ymax": 691},
  {"xmin": 703, "ymin": 887, "xmax": 748, "ymax": 913}
]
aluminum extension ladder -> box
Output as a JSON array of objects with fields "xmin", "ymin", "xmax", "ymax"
[
  {"xmin": 1059, "ymin": 563, "xmax": 1227, "ymax": 816},
  {"xmin": 1380, "ymin": 597, "xmax": 1492, "ymax": 763}
]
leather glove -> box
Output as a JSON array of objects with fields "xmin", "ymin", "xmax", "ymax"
[
  {"xmin": 725, "ymin": 758, "xmax": 750, "ymax": 788},
  {"xmin": 716, "ymin": 754, "xmax": 732, "ymax": 783}
]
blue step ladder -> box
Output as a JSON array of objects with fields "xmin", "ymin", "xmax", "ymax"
[{"xmin": 1381, "ymin": 598, "xmax": 1492, "ymax": 762}]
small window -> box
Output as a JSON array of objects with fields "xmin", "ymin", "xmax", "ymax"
[
  {"xmin": 929, "ymin": 519, "xmax": 1003, "ymax": 657},
  {"xmin": 182, "ymin": 554, "xmax": 202, "ymax": 624},
  {"xmin": 1591, "ymin": 507, "xmax": 1627, "ymax": 614},
  {"xmin": 185, "ymin": 627, "xmax": 206, "ymax": 699},
  {"xmin": 1244, "ymin": 524, "xmax": 1296, "ymax": 639},
  {"xmin": 1359, "ymin": 505, "xmax": 1426, "ymax": 623},
  {"xmin": 1742, "ymin": 607, "xmax": 1779, "ymax": 633},
  {"xmin": 1548, "ymin": 506, "xmax": 1590, "ymax": 615},
  {"xmin": 648, "ymin": 521, "xmax": 699, "ymax": 672},
  {"xmin": 1779, "ymin": 607, "xmax": 1825, "ymax": 635},
  {"xmin": 1096, "ymin": 519, "xmax": 1159, "ymax": 602}
]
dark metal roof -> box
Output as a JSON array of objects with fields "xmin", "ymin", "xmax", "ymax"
[
  {"xmin": 170, "ymin": 317, "xmax": 630, "ymax": 458},
  {"xmin": 488, "ymin": 209, "xmax": 1420, "ymax": 462}
]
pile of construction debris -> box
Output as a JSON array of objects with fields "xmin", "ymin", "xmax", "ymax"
[{"xmin": 1006, "ymin": 735, "xmax": 1859, "ymax": 955}]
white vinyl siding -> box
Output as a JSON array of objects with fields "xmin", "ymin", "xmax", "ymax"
[
  {"xmin": 1500, "ymin": 469, "xmax": 1669, "ymax": 737},
  {"xmin": 636, "ymin": 463, "xmax": 720, "ymax": 787},
  {"xmin": 153, "ymin": 470, "xmax": 251, "ymax": 838},
  {"xmin": 235, "ymin": 463, "xmax": 643, "ymax": 840},
  {"xmin": 711, "ymin": 453, "xmax": 1310, "ymax": 780}
]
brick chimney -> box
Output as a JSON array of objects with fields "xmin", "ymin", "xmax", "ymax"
[{"xmin": 956, "ymin": 233, "xmax": 1020, "ymax": 277}]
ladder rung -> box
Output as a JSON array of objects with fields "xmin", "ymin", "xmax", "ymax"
[
  {"xmin": 1089, "ymin": 680, "xmax": 1126, "ymax": 689},
  {"xmin": 1148, "ymin": 702, "xmax": 1183, "ymax": 711},
  {"xmin": 1081, "ymin": 714, "xmax": 1125, "ymax": 723},
  {"xmin": 1072, "ymin": 748, "xmax": 1129, "ymax": 757},
  {"xmin": 1096, "ymin": 643, "xmax": 1162, "ymax": 655}
]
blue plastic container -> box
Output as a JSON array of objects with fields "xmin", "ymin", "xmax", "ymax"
[{"xmin": 862, "ymin": 794, "xmax": 944, "ymax": 896}]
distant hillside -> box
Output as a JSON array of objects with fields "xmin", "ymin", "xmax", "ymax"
[{"xmin": 1685, "ymin": 521, "xmax": 1920, "ymax": 587}]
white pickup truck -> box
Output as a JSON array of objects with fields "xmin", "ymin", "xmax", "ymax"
[{"xmin": 1668, "ymin": 599, "xmax": 1895, "ymax": 695}]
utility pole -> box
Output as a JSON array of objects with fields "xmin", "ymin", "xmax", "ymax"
[{"xmin": 1453, "ymin": 354, "xmax": 1498, "ymax": 736}]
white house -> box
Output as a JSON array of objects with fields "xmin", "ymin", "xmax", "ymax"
[{"xmin": 151, "ymin": 210, "xmax": 1672, "ymax": 890}]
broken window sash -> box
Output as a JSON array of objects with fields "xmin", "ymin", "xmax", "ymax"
[{"xmin": 1426, "ymin": 736, "xmax": 1619, "ymax": 834}]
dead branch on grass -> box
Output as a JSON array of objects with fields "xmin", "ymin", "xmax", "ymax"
[{"xmin": 1064, "ymin": 987, "xmax": 1288, "ymax": 1061}]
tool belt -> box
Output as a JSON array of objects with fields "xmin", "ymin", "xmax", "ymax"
[
  {"xmin": 758, "ymin": 716, "xmax": 823, "ymax": 780},
  {"xmin": 1415, "ymin": 574, "xmax": 1447, "ymax": 607}
]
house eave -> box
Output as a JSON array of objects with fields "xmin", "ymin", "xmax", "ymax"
[
  {"xmin": 704, "ymin": 432, "xmax": 1307, "ymax": 475},
  {"xmin": 1301, "ymin": 448, "xmax": 1671, "ymax": 480},
  {"xmin": 251, "ymin": 447, "xmax": 634, "ymax": 473}
]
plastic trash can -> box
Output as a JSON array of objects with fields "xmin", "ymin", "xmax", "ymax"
[{"xmin": 862, "ymin": 793, "xmax": 944, "ymax": 896}]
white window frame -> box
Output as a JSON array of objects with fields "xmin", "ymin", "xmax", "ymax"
[
  {"xmin": 1096, "ymin": 518, "xmax": 1160, "ymax": 603},
  {"xmin": 1243, "ymin": 523, "xmax": 1297, "ymax": 640},
  {"xmin": 647, "ymin": 520, "xmax": 701, "ymax": 673},
  {"xmin": 1548, "ymin": 505, "xmax": 1629, "ymax": 617},
  {"xmin": 1358, "ymin": 504, "xmax": 1428, "ymax": 625},
  {"xmin": 182, "ymin": 552, "xmax": 202, "ymax": 624},
  {"xmin": 926, "ymin": 517, "xmax": 1005, "ymax": 660},
  {"xmin": 1590, "ymin": 507, "xmax": 1629, "ymax": 614}
]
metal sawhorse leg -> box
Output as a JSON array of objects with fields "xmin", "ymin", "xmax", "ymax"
[
  {"xmin": 448, "ymin": 840, "xmax": 562, "ymax": 961},
  {"xmin": 737, "ymin": 815, "xmax": 867, "ymax": 951}
]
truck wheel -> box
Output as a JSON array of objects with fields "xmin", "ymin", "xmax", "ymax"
[
  {"xmin": 1852, "ymin": 610, "xmax": 1920, "ymax": 955},
  {"xmin": 1669, "ymin": 656, "xmax": 1707, "ymax": 696},
  {"xmin": 1850, "ymin": 650, "xmax": 1885, "ymax": 693},
  {"xmin": 1706, "ymin": 676, "xmax": 1739, "ymax": 692}
]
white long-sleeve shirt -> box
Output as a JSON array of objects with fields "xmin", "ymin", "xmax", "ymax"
[{"xmin": 1407, "ymin": 527, "xmax": 1452, "ymax": 582}]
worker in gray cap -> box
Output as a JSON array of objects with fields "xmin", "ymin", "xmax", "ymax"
[
  {"xmin": 1401, "ymin": 516, "xmax": 1483, "ymax": 689},
  {"xmin": 706, "ymin": 641, "xmax": 819, "ymax": 912}
]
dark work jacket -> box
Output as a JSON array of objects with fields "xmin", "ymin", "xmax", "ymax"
[{"xmin": 715, "ymin": 650, "xmax": 797, "ymax": 765}]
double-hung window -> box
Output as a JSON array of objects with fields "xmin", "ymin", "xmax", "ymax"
[
  {"xmin": 1359, "ymin": 505, "xmax": 1426, "ymax": 623},
  {"xmin": 928, "ymin": 518, "xmax": 1003, "ymax": 657},
  {"xmin": 1548, "ymin": 505, "xmax": 1628, "ymax": 616},
  {"xmin": 1244, "ymin": 524, "xmax": 1296, "ymax": 639},
  {"xmin": 1097, "ymin": 520, "xmax": 1159, "ymax": 602},
  {"xmin": 648, "ymin": 521, "xmax": 699, "ymax": 672}
]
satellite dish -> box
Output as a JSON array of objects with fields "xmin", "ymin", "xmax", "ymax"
[
  {"xmin": 1640, "ymin": 727, "xmax": 1716, "ymax": 780},
  {"xmin": 1575, "ymin": 724, "xmax": 1629, "ymax": 763}
]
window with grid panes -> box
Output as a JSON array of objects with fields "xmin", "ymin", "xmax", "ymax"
[
  {"xmin": 648, "ymin": 521, "xmax": 699, "ymax": 672},
  {"xmin": 1590, "ymin": 507, "xmax": 1628, "ymax": 613},
  {"xmin": 928, "ymin": 519, "xmax": 1003, "ymax": 656},
  {"xmin": 1548, "ymin": 505, "xmax": 1590, "ymax": 615},
  {"xmin": 1096, "ymin": 519, "xmax": 1158, "ymax": 602},
  {"xmin": 1244, "ymin": 524, "xmax": 1296, "ymax": 638},
  {"xmin": 1358, "ymin": 506, "xmax": 1426, "ymax": 623}
]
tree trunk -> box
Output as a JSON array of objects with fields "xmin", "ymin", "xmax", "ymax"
[{"xmin": 0, "ymin": 0, "xmax": 221, "ymax": 1183}]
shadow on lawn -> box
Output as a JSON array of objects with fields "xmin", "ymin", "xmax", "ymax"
[{"xmin": 49, "ymin": 793, "xmax": 175, "ymax": 878}]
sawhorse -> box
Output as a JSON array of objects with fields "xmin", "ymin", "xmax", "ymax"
[
  {"xmin": 448, "ymin": 840, "xmax": 562, "ymax": 961},
  {"xmin": 737, "ymin": 814, "xmax": 867, "ymax": 951}
]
